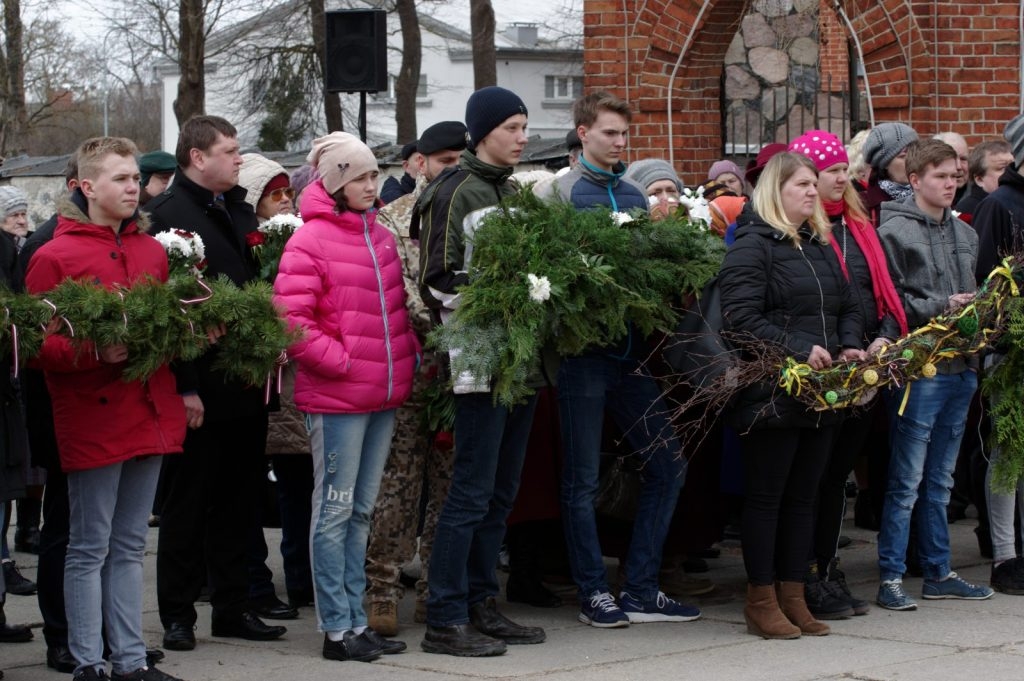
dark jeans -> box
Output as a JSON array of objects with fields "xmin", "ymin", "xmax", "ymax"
[
  {"xmin": 741, "ymin": 426, "xmax": 834, "ymax": 585},
  {"xmin": 157, "ymin": 414, "xmax": 268, "ymax": 627},
  {"xmin": 426, "ymin": 392, "xmax": 538, "ymax": 627},
  {"xmin": 557, "ymin": 355, "xmax": 686, "ymax": 601},
  {"xmin": 813, "ymin": 410, "xmax": 873, "ymax": 571}
]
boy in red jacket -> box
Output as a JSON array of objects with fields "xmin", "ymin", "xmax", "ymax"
[{"xmin": 25, "ymin": 137, "xmax": 188, "ymax": 681}]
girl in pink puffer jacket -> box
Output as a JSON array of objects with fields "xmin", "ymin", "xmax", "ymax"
[{"xmin": 273, "ymin": 132, "xmax": 419, "ymax": 662}]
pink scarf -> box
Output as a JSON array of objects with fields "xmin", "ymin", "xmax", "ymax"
[{"xmin": 824, "ymin": 198, "xmax": 909, "ymax": 336}]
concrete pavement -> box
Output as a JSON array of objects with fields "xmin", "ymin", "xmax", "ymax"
[{"xmin": 3, "ymin": 512, "xmax": 1021, "ymax": 681}]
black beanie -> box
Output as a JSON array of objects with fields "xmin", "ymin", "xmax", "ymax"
[{"xmin": 465, "ymin": 86, "xmax": 528, "ymax": 149}]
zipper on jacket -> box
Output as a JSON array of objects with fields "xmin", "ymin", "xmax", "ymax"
[
  {"xmin": 364, "ymin": 213, "xmax": 394, "ymax": 405},
  {"xmin": 796, "ymin": 242, "xmax": 829, "ymax": 348}
]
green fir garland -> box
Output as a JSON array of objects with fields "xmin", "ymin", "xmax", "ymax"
[{"xmin": 429, "ymin": 190, "xmax": 726, "ymax": 406}]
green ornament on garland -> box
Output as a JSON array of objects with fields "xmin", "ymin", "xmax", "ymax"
[
  {"xmin": 901, "ymin": 349, "xmax": 915, "ymax": 361},
  {"xmin": 957, "ymin": 314, "xmax": 979, "ymax": 337},
  {"xmin": 825, "ymin": 390, "xmax": 839, "ymax": 405}
]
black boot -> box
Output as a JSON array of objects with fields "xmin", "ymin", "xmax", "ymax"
[
  {"xmin": 0, "ymin": 599, "xmax": 33, "ymax": 643},
  {"xmin": 803, "ymin": 563, "xmax": 853, "ymax": 620},
  {"xmin": 14, "ymin": 497, "xmax": 42, "ymax": 554}
]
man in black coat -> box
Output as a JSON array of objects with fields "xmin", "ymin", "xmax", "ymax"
[{"xmin": 146, "ymin": 115, "xmax": 285, "ymax": 650}]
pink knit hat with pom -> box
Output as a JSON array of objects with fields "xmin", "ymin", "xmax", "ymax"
[{"xmin": 789, "ymin": 130, "xmax": 848, "ymax": 173}]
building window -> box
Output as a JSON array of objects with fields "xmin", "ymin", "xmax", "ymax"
[
  {"xmin": 375, "ymin": 74, "xmax": 428, "ymax": 101},
  {"xmin": 545, "ymin": 75, "xmax": 583, "ymax": 100}
]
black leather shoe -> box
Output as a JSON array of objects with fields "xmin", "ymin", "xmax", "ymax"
[
  {"xmin": 162, "ymin": 622, "xmax": 196, "ymax": 651},
  {"xmin": 361, "ymin": 627, "xmax": 406, "ymax": 654},
  {"xmin": 145, "ymin": 648, "xmax": 166, "ymax": 666},
  {"xmin": 322, "ymin": 631, "xmax": 381, "ymax": 662},
  {"xmin": 421, "ymin": 623, "xmax": 506, "ymax": 656},
  {"xmin": 468, "ymin": 597, "xmax": 545, "ymax": 644},
  {"xmin": 250, "ymin": 596, "xmax": 299, "ymax": 620},
  {"xmin": 0, "ymin": 621, "xmax": 33, "ymax": 643},
  {"xmin": 47, "ymin": 644, "xmax": 78, "ymax": 672},
  {"xmin": 211, "ymin": 611, "xmax": 286, "ymax": 641}
]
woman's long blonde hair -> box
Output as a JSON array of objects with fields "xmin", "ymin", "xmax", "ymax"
[{"xmin": 752, "ymin": 152, "xmax": 830, "ymax": 244}]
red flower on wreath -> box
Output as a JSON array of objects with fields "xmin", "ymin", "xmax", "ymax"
[{"xmin": 246, "ymin": 231, "xmax": 266, "ymax": 248}]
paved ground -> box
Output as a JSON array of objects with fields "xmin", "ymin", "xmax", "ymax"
[{"xmin": 3, "ymin": 511, "xmax": 1020, "ymax": 681}]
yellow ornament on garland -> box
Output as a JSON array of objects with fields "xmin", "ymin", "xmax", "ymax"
[
  {"xmin": 921, "ymin": 362, "xmax": 937, "ymax": 378},
  {"xmin": 862, "ymin": 369, "xmax": 879, "ymax": 385}
]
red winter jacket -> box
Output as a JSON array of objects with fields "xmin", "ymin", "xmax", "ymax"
[
  {"xmin": 274, "ymin": 181, "xmax": 419, "ymax": 414},
  {"xmin": 24, "ymin": 197, "xmax": 186, "ymax": 473}
]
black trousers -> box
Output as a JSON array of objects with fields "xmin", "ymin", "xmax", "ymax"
[
  {"xmin": 741, "ymin": 426, "xmax": 834, "ymax": 586},
  {"xmin": 813, "ymin": 411, "xmax": 873, "ymax": 571},
  {"xmin": 157, "ymin": 414, "xmax": 268, "ymax": 627},
  {"xmin": 36, "ymin": 465, "xmax": 68, "ymax": 647}
]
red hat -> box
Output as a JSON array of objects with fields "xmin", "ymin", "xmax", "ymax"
[
  {"xmin": 788, "ymin": 130, "xmax": 848, "ymax": 173},
  {"xmin": 745, "ymin": 143, "xmax": 788, "ymax": 186}
]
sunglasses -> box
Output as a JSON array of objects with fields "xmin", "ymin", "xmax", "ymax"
[{"xmin": 268, "ymin": 187, "xmax": 296, "ymax": 202}]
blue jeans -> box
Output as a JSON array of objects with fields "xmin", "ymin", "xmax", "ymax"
[
  {"xmin": 426, "ymin": 392, "xmax": 538, "ymax": 626},
  {"xmin": 878, "ymin": 372, "xmax": 977, "ymax": 581},
  {"xmin": 558, "ymin": 355, "xmax": 686, "ymax": 601},
  {"xmin": 308, "ymin": 410, "xmax": 395, "ymax": 633},
  {"xmin": 65, "ymin": 456, "xmax": 162, "ymax": 676}
]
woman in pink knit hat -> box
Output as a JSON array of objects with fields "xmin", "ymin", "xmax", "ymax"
[{"xmin": 787, "ymin": 129, "xmax": 908, "ymax": 623}]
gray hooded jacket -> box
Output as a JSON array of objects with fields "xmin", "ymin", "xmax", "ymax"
[{"xmin": 877, "ymin": 195, "xmax": 977, "ymax": 373}]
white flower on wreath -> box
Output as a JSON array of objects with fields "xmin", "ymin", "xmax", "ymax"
[
  {"xmin": 259, "ymin": 213, "xmax": 304, "ymax": 235},
  {"xmin": 527, "ymin": 273, "xmax": 552, "ymax": 303},
  {"xmin": 680, "ymin": 185, "xmax": 711, "ymax": 227},
  {"xmin": 610, "ymin": 211, "xmax": 633, "ymax": 225},
  {"xmin": 154, "ymin": 230, "xmax": 192, "ymax": 257}
]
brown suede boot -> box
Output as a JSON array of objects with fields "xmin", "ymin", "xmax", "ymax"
[
  {"xmin": 743, "ymin": 583, "xmax": 800, "ymax": 639},
  {"xmin": 776, "ymin": 581, "xmax": 830, "ymax": 636}
]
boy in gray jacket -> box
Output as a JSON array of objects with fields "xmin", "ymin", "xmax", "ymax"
[{"xmin": 875, "ymin": 138, "xmax": 993, "ymax": 611}]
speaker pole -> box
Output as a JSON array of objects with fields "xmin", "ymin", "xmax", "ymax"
[{"xmin": 359, "ymin": 92, "xmax": 367, "ymax": 143}]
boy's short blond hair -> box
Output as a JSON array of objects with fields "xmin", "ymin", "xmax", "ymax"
[{"xmin": 76, "ymin": 137, "xmax": 139, "ymax": 181}]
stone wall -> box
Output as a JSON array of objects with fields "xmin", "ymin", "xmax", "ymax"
[{"xmin": 723, "ymin": 0, "xmax": 850, "ymax": 153}]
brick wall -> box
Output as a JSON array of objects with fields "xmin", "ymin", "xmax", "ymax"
[{"xmin": 584, "ymin": 0, "xmax": 1022, "ymax": 183}]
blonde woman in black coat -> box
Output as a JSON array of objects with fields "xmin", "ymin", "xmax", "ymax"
[{"xmin": 718, "ymin": 152, "xmax": 865, "ymax": 639}]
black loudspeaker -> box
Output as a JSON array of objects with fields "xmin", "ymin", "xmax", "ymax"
[{"xmin": 325, "ymin": 9, "xmax": 388, "ymax": 93}]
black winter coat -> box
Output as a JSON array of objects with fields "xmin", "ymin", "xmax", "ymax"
[
  {"xmin": 145, "ymin": 171, "xmax": 267, "ymax": 423},
  {"xmin": 720, "ymin": 208, "xmax": 863, "ymax": 430},
  {"xmin": 973, "ymin": 165, "xmax": 1024, "ymax": 280},
  {"xmin": 0, "ymin": 231, "xmax": 27, "ymax": 501}
]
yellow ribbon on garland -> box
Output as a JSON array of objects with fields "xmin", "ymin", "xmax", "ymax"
[
  {"xmin": 990, "ymin": 257, "xmax": 1020, "ymax": 297},
  {"xmin": 779, "ymin": 358, "xmax": 813, "ymax": 396}
]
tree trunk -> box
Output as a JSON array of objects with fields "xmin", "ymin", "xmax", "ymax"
[
  {"xmin": 310, "ymin": 0, "xmax": 342, "ymax": 132},
  {"xmin": 173, "ymin": 0, "xmax": 206, "ymax": 124},
  {"xmin": 394, "ymin": 0, "xmax": 420, "ymax": 142},
  {"xmin": 3, "ymin": 0, "xmax": 25, "ymax": 153},
  {"xmin": 469, "ymin": 0, "xmax": 496, "ymax": 90}
]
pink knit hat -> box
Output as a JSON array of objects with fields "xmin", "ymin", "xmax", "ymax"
[{"xmin": 788, "ymin": 130, "xmax": 849, "ymax": 173}]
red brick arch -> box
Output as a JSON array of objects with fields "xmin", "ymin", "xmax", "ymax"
[{"xmin": 584, "ymin": 0, "xmax": 1022, "ymax": 183}]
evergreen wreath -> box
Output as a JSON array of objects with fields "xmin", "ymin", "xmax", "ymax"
[{"xmin": 429, "ymin": 189, "xmax": 726, "ymax": 406}]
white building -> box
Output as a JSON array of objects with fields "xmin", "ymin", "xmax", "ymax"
[{"xmin": 158, "ymin": 0, "xmax": 582, "ymax": 152}]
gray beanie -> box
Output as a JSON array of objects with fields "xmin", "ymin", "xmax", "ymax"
[
  {"xmin": 0, "ymin": 186, "xmax": 28, "ymax": 217},
  {"xmin": 863, "ymin": 122, "xmax": 918, "ymax": 171},
  {"xmin": 1005, "ymin": 113, "xmax": 1024, "ymax": 168},
  {"xmin": 624, "ymin": 159, "xmax": 682, "ymax": 193}
]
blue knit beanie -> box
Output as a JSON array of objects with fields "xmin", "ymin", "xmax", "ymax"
[{"xmin": 465, "ymin": 86, "xmax": 528, "ymax": 149}]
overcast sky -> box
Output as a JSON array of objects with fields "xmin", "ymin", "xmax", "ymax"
[{"xmin": 43, "ymin": 0, "xmax": 580, "ymax": 43}]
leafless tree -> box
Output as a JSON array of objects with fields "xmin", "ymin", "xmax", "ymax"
[
  {"xmin": 393, "ymin": 0, "xmax": 420, "ymax": 142},
  {"xmin": 469, "ymin": 0, "xmax": 496, "ymax": 89}
]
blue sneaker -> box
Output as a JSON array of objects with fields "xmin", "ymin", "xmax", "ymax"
[
  {"xmin": 876, "ymin": 580, "xmax": 917, "ymax": 610},
  {"xmin": 619, "ymin": 590, "xmax": 701, "ymax": 623},
  {"xmin": 578, "ymin": 591, "xmax": 629, "ymax": 628},
  {"xmin": 922, "ymin": 572, "xmax": 995, "ymax": 600}
]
